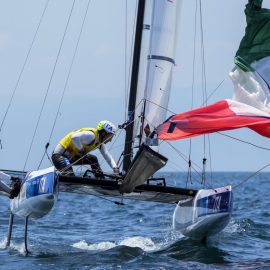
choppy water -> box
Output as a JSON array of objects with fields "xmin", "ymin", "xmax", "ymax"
[{"xmin": 0, "ymin": 172, "xmax": 270, "ymax": 270}]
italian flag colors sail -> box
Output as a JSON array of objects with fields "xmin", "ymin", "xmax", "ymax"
[{"xmin": 157, "ymin": 1, "xmax": 270, "ymax": 141}]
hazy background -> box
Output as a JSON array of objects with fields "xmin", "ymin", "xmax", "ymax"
[{"xmin": 0, "ymin": 0, "xmax": 270, "ymax": 174}]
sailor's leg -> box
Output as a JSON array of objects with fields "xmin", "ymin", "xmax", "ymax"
[
  {"xmin": 52, "ymin": 153, "xmax": 74, "ymax": 176},
  {"xmin": 24, "ymin": 216, "xmax": 30, "ymax": 255},
  {"xmin": 83, "ymin": 154, "xmax": 103, "ymax": 177},
  {"xmin": 9, "ymin": 179, "xmax": 21, "ymax": 199},
  {"xmin": 6, "ymin": 212, "xmax": 14, "ymax": 247},
  {"xmin": 201, "ymin": 236, "xmax": 207, "ymax": 245}
]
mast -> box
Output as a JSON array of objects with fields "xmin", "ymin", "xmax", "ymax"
[{"xmin": 123, "ymin": 0, "xmax": 146, "ymax": 173}]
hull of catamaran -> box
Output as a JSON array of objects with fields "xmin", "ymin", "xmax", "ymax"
[
  {"xmin": 10, "ymin": 167, "xmax": 58, "ymax": 219},
  {"xmin": 173, "ymin": 186, "xmax": 232, "ymax": 240}
]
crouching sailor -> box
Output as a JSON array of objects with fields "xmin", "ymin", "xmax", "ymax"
[
  {"xmin": 51, "ymin": 120, "xmax": 120, "ymax": 177},
  {"xmin": 0, "ymin": 171, "xmax": 21, "ymax": 199}
]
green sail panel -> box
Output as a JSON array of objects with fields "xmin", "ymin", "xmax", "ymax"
[{"xmin": 236, "ymin": 0, "xmax": 270, "ymax": 65}]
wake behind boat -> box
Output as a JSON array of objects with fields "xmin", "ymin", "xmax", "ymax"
[{"xmin": 58, "ymin": 144, "xmax": 233, "ymax": 242}]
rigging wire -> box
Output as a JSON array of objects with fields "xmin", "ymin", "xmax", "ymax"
[
  {"xmin": 162, "ymin": 141, "xmax": 208, "ymax": 188},
  {"xmin": 217, "ymin": 132, "xmax": 270, "ymax": 151},
  {"xmin": 164, "ymin": 140, "xmax": 202, "ymax": 177},
  {"xmin": 233, "ymin": 163, "xmax": 270, "ymax": 189},
  {"xmin": 143, "ymin": 80, "xmax": 226, "ymax": 116},
  {"xmin": 89, "ymin": 193, "xmax": 125, "ymax": 206},
  {"xmin": 199, "ymin": 0, "xmax": 206, "ymax": 160},
  {"xmin": 143, "ymin": 81, "xmax": 226, "ymax": 117},
  {"xmin": 199, "ymin": 0, "xmax": 207, "ymax": 106},
  {"xmin": 37, "ymin": 0, "xmax": 92, "ymax": 169},
  {"xmin": 57, "ymin": 113, "xmax": 140, "ymax": 176},
  {"xmin": 147, "ymin": 95, "xmax": 270, "ymax": 150},
  {"xmin": 0, "ymin": 0, "xmax": 50, "ymax": 142},
  {"xmin": 198, "ymin": 0, "xmax": 214, "ymax": 184},
  {"xmin": 125, "ymin": 0, "xmax": 138, "ymax": 121},
  {"xmin": 23, "ymin": 0, "xmax": 76, "ymax": 171},
  {"xmin": 202, "ymin": 79, "xmax": 225, "ymax": 106},
  {"xmin": 96, "ymin": 128, "xmax": 125, "ymax": 169},
  {"xmin": 142, "ymin": 111, "xmax": 205, "ymax": 182},
  {"xmin": 143, "ymin": 98, "xmax": 176, "ymax": 115},
  {"xmin": 64, "ymin": 185, "xmax": 125, "ymax": 205},
  {"xmin": 124, "ymin": 0, "xmax": 128, "ymax": 116},
  {"xmin": 190, "ymin": 0, "xmax": 198, "ymax": 111},
  {"xmin": 207, "ymin": 135, "xmax": 213, "ymax": 186},
  {"xmin": 57, "ymin": 127, "xmax": 124, "ymax": 176},
  {"xmin": 93, "ymin": 99, "xmax": 144, "ymax": 171},
  {"xmin": 187, "ymin": 0, "xmax": 198, "ymax": 186},
  {"xmin": 141, "ymin": 98, "xmax": 270, "ymax": 156}
]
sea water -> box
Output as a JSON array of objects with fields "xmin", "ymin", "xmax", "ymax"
[{"xmin": 0, "ymin": 172, "xmax": 269, "ymax": 270}]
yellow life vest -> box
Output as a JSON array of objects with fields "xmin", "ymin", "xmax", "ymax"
[{"xmin": 59, "ymin": 128, "xmax": 101, "ymax": 157}]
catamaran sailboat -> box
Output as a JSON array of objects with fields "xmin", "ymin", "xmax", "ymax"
[
  {"xmin": 4, "ymin": 0, "xmax": 270, "ymax": 252},
  {"xmin": 58, "ymin": 0, "xmax": 233, "ymax": 242}
]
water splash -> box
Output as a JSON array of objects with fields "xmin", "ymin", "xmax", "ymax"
[
  {"xmin": 118, "ymin": 236, "xmax": 156, "ymax": 251},
  {"xmin": 224, "ymin": 219, "xmax": 251, "ymax": 234},
  {"xmin": 0, "ymin": 237, "xmax": 28, "ymax": 255},
  {"xmin": 72, "ymin": 236, "xmax": 157, "ymax": 252},
  {"xmin": 9, "ymin": 242, "xmax": 26, "ymax": 255},
  {"xmin": 72, "ymin": 240, "xmax": 116, "ymax": 251},
  {"xmin": 0, "ymin": 238, "xmax": 7, "ymax": 249}
]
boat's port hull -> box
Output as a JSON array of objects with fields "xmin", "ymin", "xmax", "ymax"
[
  {"xmin": 11, "ymin": 193, "xmax": 57, "ymax": 219},
  {"xmin": 10, "ymin": 167, "xmax": 58, "ymax": 220}
]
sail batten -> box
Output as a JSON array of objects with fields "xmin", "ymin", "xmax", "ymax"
[{"xmin": 148, "ymin": 55, "xmax": 175, "ymax": 64}]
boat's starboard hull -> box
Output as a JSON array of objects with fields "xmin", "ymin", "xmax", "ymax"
[{"xmin": 173, "ymin": 185, "xmax": 233, "ymax": 240}]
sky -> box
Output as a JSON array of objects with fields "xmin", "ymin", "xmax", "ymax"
[{"xmin": 0, "ymin": 0, "xmax": 270, "ymax": 174}]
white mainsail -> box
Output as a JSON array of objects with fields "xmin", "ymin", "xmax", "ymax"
[
  {"xmin": 140, "ymin": 0, "xmax": 182, "ymax": 147},
  {"xmin": 132, "ymin": 0, "xmax": 153, "ymax": 146}
]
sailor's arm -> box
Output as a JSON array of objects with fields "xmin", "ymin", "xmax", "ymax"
[{"xmin": 99, "ymin": 144, "xmax": 117, "ymax": 169}]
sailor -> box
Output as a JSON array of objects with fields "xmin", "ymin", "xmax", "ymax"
[
  {"xmin": 51, "ymin": 120, "xmax": 120, "ymax": 177},
  {"xmin": 0, "ymin": 171, "xmax": 21, "ymax": 199}
]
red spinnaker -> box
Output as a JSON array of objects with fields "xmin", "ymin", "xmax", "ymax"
[{"xmin": 157, "ymin": 100, "xmax": 270, "ymax": 140}]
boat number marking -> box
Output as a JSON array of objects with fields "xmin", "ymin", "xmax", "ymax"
[
  {"xmin": 39, "ymin": 176, "xmax": 47, "ymax": 192},
  {"xmin": 213, "ymin": 195, "xmax": 222, "ymax": 212}
]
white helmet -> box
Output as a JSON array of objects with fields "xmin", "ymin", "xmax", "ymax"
[{"xmin": 97, "ymin": 120, "xmax": 116, "ymax": 134}]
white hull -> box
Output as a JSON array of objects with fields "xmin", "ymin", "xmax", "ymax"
[
  {"xmin": 10, "ymin": 167, "xmax": 58, "ymax": 220},
  {"xmin": 173, "ymin": 186, "xmax": 232, "ymax": 240},
  {"xmin": 10, "ymin": 193, "xmax": 57, "ymax": 219}
]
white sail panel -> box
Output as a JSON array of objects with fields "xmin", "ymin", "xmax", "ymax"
[
  {"xmin": 132, "ymin": 0, "xmax": 153, "ymax": 146},
  {"xmin": 142, "ymin": 0, "xmax": 182, "ymax": 146}
]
